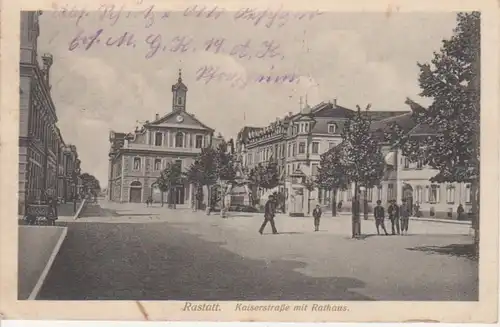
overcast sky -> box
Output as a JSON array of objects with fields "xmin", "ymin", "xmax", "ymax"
[{"xmin": 37, "ymin": 10, "xmax": 458, "ymax": 187}]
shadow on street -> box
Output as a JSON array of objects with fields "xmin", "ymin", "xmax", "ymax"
[{"xmin": 406, "ymin": 243, "xmax": 478, "ymax": 261}]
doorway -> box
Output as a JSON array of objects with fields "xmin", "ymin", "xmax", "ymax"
[
  {"xmin": 129, "ymin": 181, "xmax": 143, "ymax": 203},
  {"xmin": 175, "ymin": 185, "xmax": 185, "ymax": 205},
  {"xmin": 402, "ymin": 184, "xmax": 413, "ymax": 213}
]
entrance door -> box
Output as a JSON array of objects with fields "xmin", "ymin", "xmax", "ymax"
[
  {"xmin": 175, "ymin": 186, "xmax": 185, "ymax": 205},
  {"xmin": 129, "ymin": 181, "xmax": 142, "ymax": 203},
  {"xmin": 130, "ymin": 188, "xmax": 142, "ymax": 203},
  {"xmin": 403, "ymin": 185, "xmax": 413, "ymax": 214}
]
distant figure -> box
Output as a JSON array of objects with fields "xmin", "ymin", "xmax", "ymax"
[
  {"xmin": 312, "ymin": 204, "xmax": 322, "ymax": 232},
  {"xmin": 400, "ymin": 199, "xmax": 410, "ymax": 235},
  {"xmin": 49, "ymin": 196, "xmax": 58, "ymax": 220},
  {"xmin": 259, "ymin": 195, "xmax": 278, "ymax": 235},
  {"xmin": 337, "ymin": 200, "xmax": 343, "ymax": 212},
  {"xmin": 146, "ymin": 196, "xmax": 153, "ymax": 207},
  {"xmin": 374, "ymin": 200, "xmax": 389, "ymax": 235},
  {"xmin": 387, "ymin": 200, "xmax": 400, "ymax": 235},
  {"xmin": 457, "ymin": 204, "xmax": 465, "ymax": 221}
]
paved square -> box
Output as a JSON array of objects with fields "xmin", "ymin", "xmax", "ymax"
[{"xmin": 39, "ymin": 201, "xmax": 478, "ymax": 301}]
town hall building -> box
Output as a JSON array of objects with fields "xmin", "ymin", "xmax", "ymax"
[{"xmin": 107, "ymin": 70, "xmax": 215, "ymax": 205}]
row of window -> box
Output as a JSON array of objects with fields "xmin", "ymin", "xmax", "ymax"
[
  {"xmin": 132, "ymin": 157, "xmax": 183, "ymax": 172},
  {"xmin": 403, "ymin": 157, "xmax": 424, "ymax": 169},
  {"xmin": 153, "ymin": 131, "xmax": 205, "ymax": 148},
  {"xmin": 288, "ymin": 122, "xmax": 338, "ymax": 136},
  {"xmin": 248, "ymin": 140, "xmax": 340, "ymax": 166}
]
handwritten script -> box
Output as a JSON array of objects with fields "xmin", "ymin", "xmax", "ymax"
[
  {"xmin": 54, "ymin": 3, "xmax": 323, "ymax": 88},
  {"xmin": 52, "ymin": 3, "xmax": 324, "ymax": 29}
]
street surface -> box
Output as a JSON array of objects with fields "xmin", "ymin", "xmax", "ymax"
[{"xmin": 39, "ymin": 200, "xmax": 478, "ymax": 301}]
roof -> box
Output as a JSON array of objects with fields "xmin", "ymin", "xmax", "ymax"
[
  {"xmin": 370, "ymin": 113, "xmax": 416, "ymax": 133},
  {"xmin": 146, "ymin": 110, "xmax": 214, "ymax": 131},
  {"xmin": 237, "ymin": 126, "xmax": 264, "ymax": 142}
]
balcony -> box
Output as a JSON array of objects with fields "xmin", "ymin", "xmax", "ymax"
[{"xmin": 125, "ymin": 143, "xmax": 203, "ymax": 154}]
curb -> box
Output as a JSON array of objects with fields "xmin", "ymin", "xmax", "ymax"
[
  {"xmin": 73, "ymin": 199, "xmax": 87, "ymax": 220},
  {"xmin": 27, "ymin": 226, "xmax": 68, "ymax": 300}
]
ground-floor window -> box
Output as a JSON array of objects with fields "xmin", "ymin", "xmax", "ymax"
[
  {"xmin": 416, "ymin": 186, "xmax": 423, "ymax": 204},
  {"xmin": 446, "ymin": 185, "xmax": 455, "ymax": 204},
  {"xmin": 465, "ymin": 184, "xmax": 471, "ymax": 203}
]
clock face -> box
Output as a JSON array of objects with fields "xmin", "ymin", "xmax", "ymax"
[{"xmin": 176, "ymin": 115, "xmax": 184, "ymax": 123}]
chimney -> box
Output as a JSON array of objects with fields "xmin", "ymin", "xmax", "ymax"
[
  {"xmin": 41, "ymin": 53, "xmax": 53, "ymax": 87},
  {"xmin": 155, "ymin": 113, "xmax": 159, "ymax": 120},
  {"xmin": 331, "ymin": 98, "xmax": 337, "ymax": 107}
]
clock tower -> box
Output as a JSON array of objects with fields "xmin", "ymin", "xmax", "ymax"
[{"xmin": 172, "ymin": 69, "xmax": 187, "ymax": 113}]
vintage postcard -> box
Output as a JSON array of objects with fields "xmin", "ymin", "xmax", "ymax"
[{"xmin": 0, "ymin": 0, "xmax": 498, "ymax": 323}]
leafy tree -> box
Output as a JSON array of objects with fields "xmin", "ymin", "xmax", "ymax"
[
  {"xmin": 395, "ymin": 12, "xmax": 480, "ymax": 248},
  {"xmin": 248, "ymin": 160, "xmax": 279, "ymax": 206},
  {"xmin": 342, "ymin": 105, "xmax": 386, "ymax": 238},
  {"xmin": 303, "ymin": 176, "xmax": 316, "ymax": 214},
  {"xmin": 316, "ymin": 145, "xmax": 349, "ymax": 217},
  {"xmin": 156, "ymin": 162, "xmax": 182, "ymax": 209},
  {"xmin": 79, "ymin": 173, "xmax": 101, "ymax": 200},
  {"xmin": 185, "ymin": 148, "xmax": 218, "ymax": 210}
]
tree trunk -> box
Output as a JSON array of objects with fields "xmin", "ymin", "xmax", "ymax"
[
  {"xmin": 206, "ymin": 185, "xmax": 212, "ymax": 215},
  {"xmin": 352, "ymin": 182, "xmax": 361, "ymax": 238},
  {"xmin": 364, "ymin": 189, "xmax": 369, "ymax": 220},
  {"xmin": 471, "ymin": 179, "xmax": 479, "ymax": 253},
  {"xmin": 161, "ymin": 191, "xmax": 164, "ymax": 207},
  {"xmin": 307, "ymin": 190, "xmax": 311, "ymax": 215},
  {"xmin": 331, "ymin": 188, "xmax": 337, "ymax": 217}
]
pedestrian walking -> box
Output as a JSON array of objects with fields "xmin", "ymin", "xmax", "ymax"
[
  {"xmin": 457, "ymin": 204, "xmax": 465, "ymax": 221},
  {"xmin": 400, "ymin": 199, "xmax": 410, "ymax": 235},
  {"xmin": 259, "ymin": 195, "xmax": 279, "ymax": 235},
  {"xmin": 374, "ymin": 200, "xmax": 389, "ymax": 235},
  {"xmin": 312, "ymin": 204, "xmax": 322, "ymax": 231},
  {"xmin": 337, "ymin": 200, "xmax": 343, "ymax": 212},
  {"xmin": 388, "ymin": 200, "xmax": 400, "ymax": 235}
]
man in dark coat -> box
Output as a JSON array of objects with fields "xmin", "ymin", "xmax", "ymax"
[
  {"xmin": 387, "ymin": 200, "xmax": 400, "ymax": 235},
  {"xmin": 312, "ymin": 204, "xmax": 322, "ymax": 231},
  {"xmin": 259, "ymin": 195, "xmax": 278, "ymax": 235},
  {"xmin": 374, "ymin": 200, "xmax": 389, "ymax": 235}
]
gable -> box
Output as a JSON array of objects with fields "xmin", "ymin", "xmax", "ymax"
[{"xmin": 148, "ymin": 111, "xmax": 214, "ymax": 131}]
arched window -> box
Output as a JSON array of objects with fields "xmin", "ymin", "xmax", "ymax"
[
  {"xmin": 175, "ymin": 132, "xmax": 184, "ymax": 148},
  {"xmin": 130, "ymin": 181, "xmax": 142, "ymax": 187}
]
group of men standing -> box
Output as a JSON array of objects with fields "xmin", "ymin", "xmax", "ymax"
[
  {"xmin": 374, "ymin": 199, "xmax": 411, "ymax": 235},
  {"xmin": 258, "ymin": 194, "xmax": 413, "ymax": 236}
]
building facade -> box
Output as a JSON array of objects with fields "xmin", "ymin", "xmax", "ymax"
[
  {"xmin": 108, "ymin": 71, "xmax": 215, "ymax": 205},
  {"xmin": 237, "ymin": 99, "xmax": 407, "ymax": 214},
  {"xmin": 19, "ymin": 11, "xmax": 59, "ymax": 213}
]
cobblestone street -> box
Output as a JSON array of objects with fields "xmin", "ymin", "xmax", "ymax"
[{"xmin": 39, "ymin": 200, "xmax": 478, "ymax": 301}]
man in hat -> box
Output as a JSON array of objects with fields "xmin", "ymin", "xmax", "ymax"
[
  {"xmin": 374, "ymin": 200, "xmax": 389, "ymax": 235},
  {"xmin": 259, "ymin": 195, "xmax": 279, "ymax": 235},
  {"xmin": 400, "ymin": 198, "xmax": 410, "ymax": 235},
  {"xmin": 387, "ymin": 199, "xmax": 400, "ymax": 235}
]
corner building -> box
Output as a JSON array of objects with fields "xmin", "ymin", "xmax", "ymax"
[
  {"xmin": 107, "ymin": 71, "xmax": 215, "ymax": 205},
  {"xmin": 237, "ymin": 100, "xmax": 406, "ymax": 214}
]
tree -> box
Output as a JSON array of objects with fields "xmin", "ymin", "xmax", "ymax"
[
  {"xmin": 315, "ymin": 145, "xmax": 349, "ymax": 217},
  {"xmin": 79, "ymin": 173, "xmax": 101, "ymax": 200},
  {"xmin": 397, "ymin": 12, "xmax": 480, "ymax": 249},
  {"xmin": 303, "ymin": 176, "xmax": 316, "ymax": 215},
  {"xmin": 185, "ymin": 148, "xmax": 218, "ymax": 210},
  {"xmin": 248, "ymin": 160, "xmax": 279, "ymax": 206},
  {"xmin": 342, "ymin": 105, "xmax": 386, "ymax": 238},
  {"xmin": 156, "ymin": 162, "xmax": 182, "ymax": 209},
  {"xmin": 212, "ymin": 140, "xmax": 236, "ymax": 216}
]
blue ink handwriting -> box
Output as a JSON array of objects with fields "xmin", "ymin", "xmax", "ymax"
[{"xmin": 195, "ymin": 65, "xmax": 301, "ymax": 89}]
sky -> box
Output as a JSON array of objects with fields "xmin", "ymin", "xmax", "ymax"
[{"xmin": 37, "ymin": 9, "xmax": 458, "ymax": 188}]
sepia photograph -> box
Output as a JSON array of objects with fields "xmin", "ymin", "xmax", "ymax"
[{"xmin": 1, "ymin": 0, "xmax": 498, "ymax": 322}]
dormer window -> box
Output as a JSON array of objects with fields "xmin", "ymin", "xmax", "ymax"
[{"xmin": 328, "ymin": 123, "xmax": 337, "ymax": 134}]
